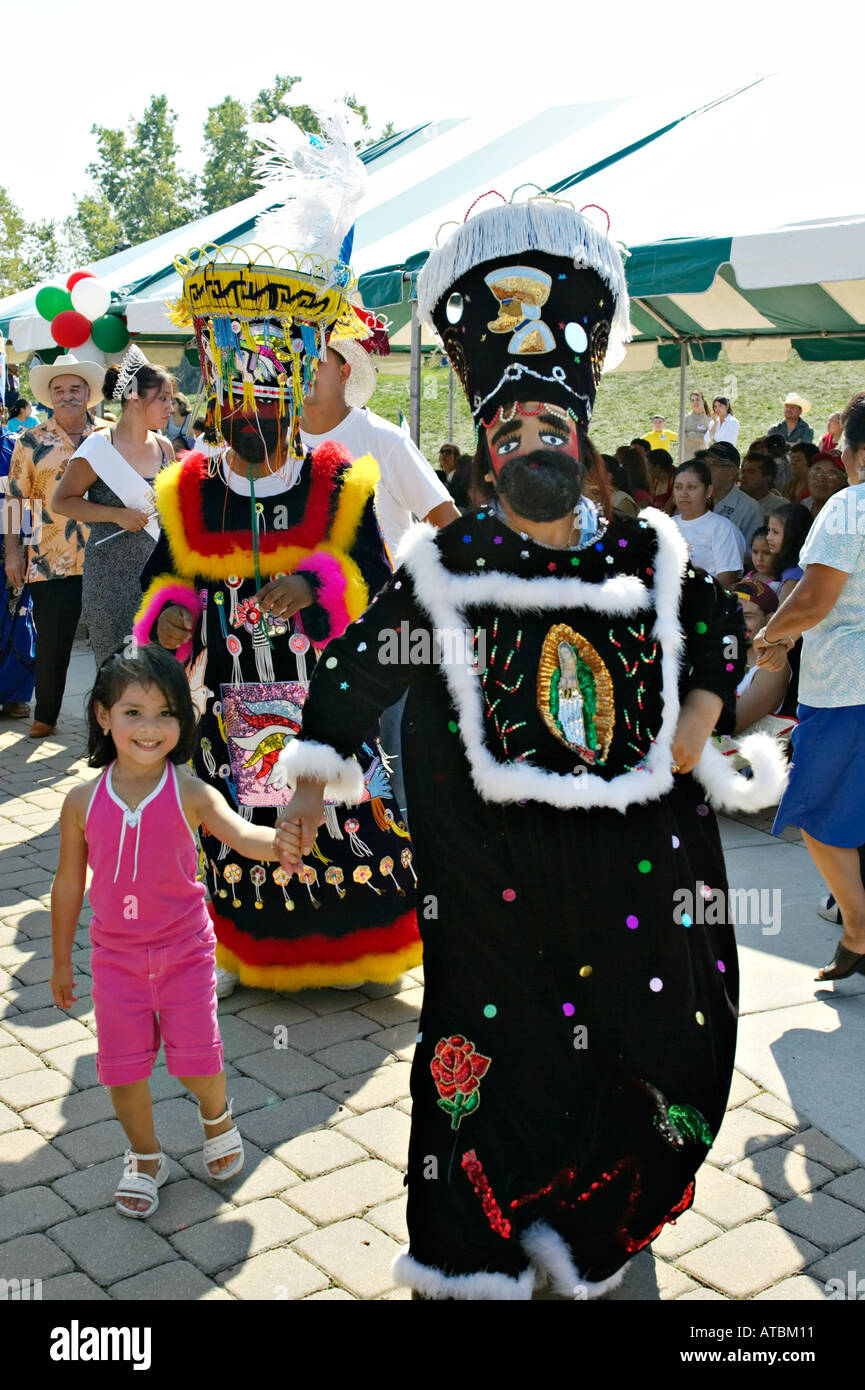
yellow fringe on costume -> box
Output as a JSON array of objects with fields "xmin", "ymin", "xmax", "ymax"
[{"xmin": 215, "ymin": 940, "xmax": 423, "ymax": 991}]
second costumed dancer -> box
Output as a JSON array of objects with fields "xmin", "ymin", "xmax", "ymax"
[{"xmin": 136, "ymin": 106, "xmax": 419, "ymax": 992}]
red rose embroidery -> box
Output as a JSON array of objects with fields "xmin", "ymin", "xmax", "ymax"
[{"xmin": 431, "ymin": 1034, "xmax": 491, "ymax": 1129}]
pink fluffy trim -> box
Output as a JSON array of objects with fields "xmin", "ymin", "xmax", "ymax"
[
  {"xmin": 295, "ymin": 552, "xmax": 352, "ymax": 648},
  {"xmin": 133, "ymin": 580, "xmax": 203, "ymax": 663}
]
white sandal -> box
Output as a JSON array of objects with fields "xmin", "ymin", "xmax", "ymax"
[
  {"xmin": 115, "ymin": 1149, "xmax": 169, "ymax": 1219},
  {"xmin": 199, "ymin": 1099, "xmax": 245, "ymax": 1181}
]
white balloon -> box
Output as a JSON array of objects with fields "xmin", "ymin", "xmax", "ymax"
[{"xmin": 71, "ymin": 278, "xmax": 111, "ymax": 321}]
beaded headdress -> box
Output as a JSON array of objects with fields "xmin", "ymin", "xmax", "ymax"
[
  {"xmin": 418, "ymin": 196, "xmax": 631, "ymax": 431},
  {"xmin": 170, "ymin": 99, "xmax": 375, "ymax": 460}
]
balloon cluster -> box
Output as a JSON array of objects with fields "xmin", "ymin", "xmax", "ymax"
[{"xmin": 35, "ymin": 272, "xmax": 130, "ymax": 353}]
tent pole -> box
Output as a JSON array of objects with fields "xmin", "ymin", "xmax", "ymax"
[
  {"xmin": 679, "ymin": 341, "xmax": 687, "ymax": 464},
  {"xmin": 448, "ymin": 364, "xmax": 454, "ymax": 442},
  {"xmin": 409, "ymin": 296, "xmax": 421, "ymax": 446}
]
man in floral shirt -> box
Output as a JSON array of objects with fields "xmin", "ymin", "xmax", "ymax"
[{"xmin": 4, "ymin": 355, "xmax": 104, "ymax": 736}]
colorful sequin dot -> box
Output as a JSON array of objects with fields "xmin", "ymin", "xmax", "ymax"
[
  {"xmin": 357, "ymin": 643, "xmax": 367, "ymax": 652},
  {"xmin": 618, "ymin": 539, "xmax": 628, "ymax": 547},
  {"xmin": 626, "ymin": 915, "xmax": 639, "ymax": 930},
  {"xmin": 447, "ymin": 721, "xmax": 458, "ymax": 733},
  {"xmin": 700, "ymin": 885, "xmax": 713, "ymax": 899},
  {"xmin": 695, "ymin": 1011, "xmax": 705, "ymax": 1026},
  {"xmin": 696, "ymin": 804, "xmax": 709, "ymax": 816},
  {"xmin": 695, "ymin": 621, "xmax": 707, "ymax": 634},
  {"xmin": 325, "ymin": 657, "xmax": 338, "ymax": 669},
  {"xmin": 682, "ymin": 913, "xmax": 692, "ymax": 928},
  {"xmin": 502, "ymin": 888, "xmax": 516, "ymax": 902},
  {"xmin": 649, "ymin": 977, "xmax": 664, "ymax": 992},
  {"xmin": 726, "ymin": 662, "xmax": 735, "ymax": 671},
  {"xmin": 671, "ymin": 835, "xmax": 680, "ymax": 848},
  {"xmin": 717, "ymin": 960, "xmax": 726, "ymax": 973},
  {"xmin": 562, "ymin": 1002, "xmax": 575, "ymax": 1017},
  {"xmin": 483, "ymin": 1004, "xmax": 497, "ymax": 1019},
  {"xmin": 494, "ymin": 536, "xmax": 503, "ymax": 545},
  {"xmin": 638, "ymin": 859, "xmax": 652, "ymax": 874},
  {"xmin": 579, "ymin": 965, "xmax": 593, "ymax": 978},
  {"xmin": 476, "ymin": 558, "xmax": 486, "ymax": 567},
  {"xmin": 570, "ymin": 556, "xmax": 580, "ymax": 566}
]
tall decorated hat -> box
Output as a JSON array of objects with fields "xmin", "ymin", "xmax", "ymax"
[
  {"xmin": 169, "ymin": 97, "xmax": 381, "ymax": 459},
  {"xmin": 417, "ymin": 197, "xmax": 631, "ymax": 432}
]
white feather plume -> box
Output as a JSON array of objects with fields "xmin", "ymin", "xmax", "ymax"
[{"xmin": 250, "ymin": 98, "xmax": 367, "ymax": 263}]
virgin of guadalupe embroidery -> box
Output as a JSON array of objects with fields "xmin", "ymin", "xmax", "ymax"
[{"xmin": 537, "ymin": 624, "xmax": 615, "ymax": 766}]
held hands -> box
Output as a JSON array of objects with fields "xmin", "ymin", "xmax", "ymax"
[
  {"xmin": 254, "ymin": 575, "xmax": 314, "ymax": 621},
  {"xmin": 50, "ymin": 963, "xmax": 78, "ymax": 1011},
  {"xmin": 275, "ymin": 781, "xmax": 327, "ymax": 874},
  {"xmin": 156, "ymin": 603, "xmax": 196, "ymax": 650},
  {"xmin": 753, "ymin": 629, "xmax": 794, "ymax": 672}
]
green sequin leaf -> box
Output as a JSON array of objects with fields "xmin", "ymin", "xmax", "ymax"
[{"xmin": 667, "ymin": 1104, "xmax": 713, "ymax": 1147}]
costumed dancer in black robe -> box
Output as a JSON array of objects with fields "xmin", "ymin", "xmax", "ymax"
[{"xmin": 275, "ymin": 198, "xmax": 787, "ymax": 1297}]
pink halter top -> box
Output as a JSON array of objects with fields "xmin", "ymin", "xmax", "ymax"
[{"xmin": 85, "ymin": 762, "xmax": 209, "ymax": 948}]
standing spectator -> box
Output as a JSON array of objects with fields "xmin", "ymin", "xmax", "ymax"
[
  {"xmin": 820, "ymin": 411, "xmax": 843, "ymax": 454},
  {"xmin": 738, "ymin": 450, "xmax": 787, "ymax": 519},
  {"xmin": 436, "ymin": 442, "xmax": 459, "ymax": 486},
  {"xmin": 51, "ymin": 352, "xmax": 175, "ymax": 667},
  {"xmin": 641, "ymin": 413, "xmax": 677, "ymax": 454},
  {"xmin": 683, "ymin": 391, "xmax": 711, "ymax": 461},
  {"xmin": 803, "ymin": 452, "xmax": 847, "ymax": 518},
  {"xmin": 759, "ymin": 391, "xmax": 865, "ymax": 980},
  {"xmin": 4, "ymin": 362, "xmax": 20, "ymax": 410},
  {"xmin": 436, "ymin": 442, "xmax": 469, "ymax": 508},
  {"xmin": 671, "ymin": 458, "xmax": 745, "ymax": 587},
  {"xmin": 648, "ymin": 447, "xmax": 675, "ymax": 509},
  {"xmin": 615, "ymin": 444, "xmax": 653, "ymax": 506},
  {"xmin": 0, "ymin": 424, "xmax": 36, "ymax": 719},
  {"xmin": 165, "ymin": 392, "xmax": 193, "ymax": 452},
  {"xmin": 787, "ymin": 440, "xmax": 819, "ymax": 501},
  {"xmin": 599, "ymin": 453, "xmax": 637, "ymax": 515},
  {"xmin": 768, "ymin": 392, "xmax": 814, "ymax": 446},
  {"xmin": 704, "ymin": 396, "xmax": 740, "ymax": 448},
  {"xmin": 7, "ymin": 400, "xmax": 38, "ymax": 436},
  {"xmin": 4, "ymin": 354, "xmax": 104, "ymax": 738},
  {"xmin": 701, "ymin": 443, "xmax": 762, "ymax": 548},
  {"xmin": 766, "ymin": 502, "xmax": 812, "ymax": 603}
]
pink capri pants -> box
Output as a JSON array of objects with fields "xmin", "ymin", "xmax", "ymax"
[{"xmin": 90, "ymin": 924, "xmax": 224, "ymax": 1086}]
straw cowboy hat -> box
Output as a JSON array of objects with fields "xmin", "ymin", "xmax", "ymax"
[
  {"xmin": 29, "ymin": 353, "xmax": 105, "ymax": 408},
  {"xmin": 328, "ymin": 338, "xmax": 377, "ymax": 407},
  {"xmin": 781, "ymin": 392, "xmax": 811, "ymax": 414}
]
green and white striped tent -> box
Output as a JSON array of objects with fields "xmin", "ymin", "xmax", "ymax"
[{"xmin": 3, "ymin": 74, "xmax": 862, "ymax": 447}]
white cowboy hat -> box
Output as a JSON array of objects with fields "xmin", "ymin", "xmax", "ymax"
[
  {"xmin": 29, "ymin": 353, "xmax": 105, "ymax": 408},
  {"xmin": 781, "ymin": 392, "xmax": 811, "ymax": 414},
  {"xmin": 328, "ymin": 338, "xmax": 377, "ymax": 408}
]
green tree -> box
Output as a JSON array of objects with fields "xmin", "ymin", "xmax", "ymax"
[
  {"xmin": 70, "ymin": 95, "xmax": 198, "ymax": 258},
  {"xmin": 0, "ymin": 186, "xmax": 60, "ymax": 295}
]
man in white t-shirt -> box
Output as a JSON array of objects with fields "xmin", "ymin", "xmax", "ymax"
[{"xmin": 299, "ymin": 341, "xmax": 459, "ymax": 563}]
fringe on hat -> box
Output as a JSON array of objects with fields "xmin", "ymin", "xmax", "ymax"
[{"xmin": 417, "ymin": 200, "xmax": 631, "ymax": 371}]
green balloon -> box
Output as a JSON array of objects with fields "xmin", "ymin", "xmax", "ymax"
[
  {"xmin": 90, "ymin": 314, "xmax": 130, "ymax": 352},
  {"xmin": 35, "ymin": 286, "xmax": 73, "ymax": 321}
]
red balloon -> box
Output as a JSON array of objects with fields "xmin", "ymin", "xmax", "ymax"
[
  {"xmin": 51, "ymin": 310, "xmax": 92, "ymax": 349},
  {"xmin": 66, "ymin": 270, "xmax": 95, "ymax": 291}
]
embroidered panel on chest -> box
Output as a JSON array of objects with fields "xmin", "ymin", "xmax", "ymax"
[{"xmin": 470, "ymin": 609, "xmax": 665, "ymax": 778}]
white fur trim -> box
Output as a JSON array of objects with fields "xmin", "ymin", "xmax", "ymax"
[
  {"xmin": 417, "ymin": 201, "xmax": 631, "ymax": 371},
  {"xmin": 274, "ymin": 739, "xmax": 364, "ymax": 804},
  {"xmin": 398, "ymin": 510, "xmax": 688, "ymax": 812},
  {"xmin": 521, "ymin": 1221, "xmax": 627, "ymax": 1299},
  {"xmin": 392, "ymin": 1250, "xmax": 535, "ymax": 1301},
  {"xmin": 693, "ymin": 732, "xmax": 789, "ymax": 813}
]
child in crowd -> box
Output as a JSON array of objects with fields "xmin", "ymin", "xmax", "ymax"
[
  {"xmin": 766, "ymin": 502, "xmax": 813, "ymax": 603},
  {"xmin": 51, "ymin": 645, "xmax": 295, "ymax": 1219},
  {"xmin": 746, "ymin": 526, "xmax": 782, "ymax": 591}
]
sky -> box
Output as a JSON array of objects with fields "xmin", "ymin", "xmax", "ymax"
[{"xmin": 4, "ymin": 0, "xmax": 850, "ymax": 227}]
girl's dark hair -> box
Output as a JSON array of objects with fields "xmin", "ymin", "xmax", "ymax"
[
  {"xmin": 789, "ymin": 440, "xmax": 820, "ymax": 462},
  {"xmin": 841, "ymin": 391, "xmax": 865, "ymax": 451},
  {"xmin": 770, "ymin": 502, "xmax": 812, "ymax": 574},
  {"xmin": 102, "ymin": 363, "xmax": 176, "ymax": 405},
  {"xmin": 615, "ymin": 445, "xmax": 651, "ymax": 495},
  {"xmin": 750, "ymin": 525, "xmax": 781, "ymax": 576},
  {"xmin": 648, "ymin": 447, "xmax": 674, "ymax": 477},
  {"xmin": 713, "ymin": 396, "xmax": 731, "ymax": 412},
  {"xmin": 13, "ymin": 399, "xmax": 29, "ymax": 416},
  {"xmin": 87, "ymin": 644, "xmax": 198, "ymax": 768}
]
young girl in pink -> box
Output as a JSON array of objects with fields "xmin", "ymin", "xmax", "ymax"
[{"xmin": 51, "ymin": 644, "xmax": 295, "ymax": 1219}]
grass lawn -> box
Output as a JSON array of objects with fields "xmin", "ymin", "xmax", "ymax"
[{"xmin": 369, "ymin": 349, "xmax": 865, "ymax": 461}]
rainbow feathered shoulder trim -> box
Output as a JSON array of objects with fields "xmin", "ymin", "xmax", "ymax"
[{"xmin": 154, "ymin": 444, "xmax": 379, "ymax": 582}]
